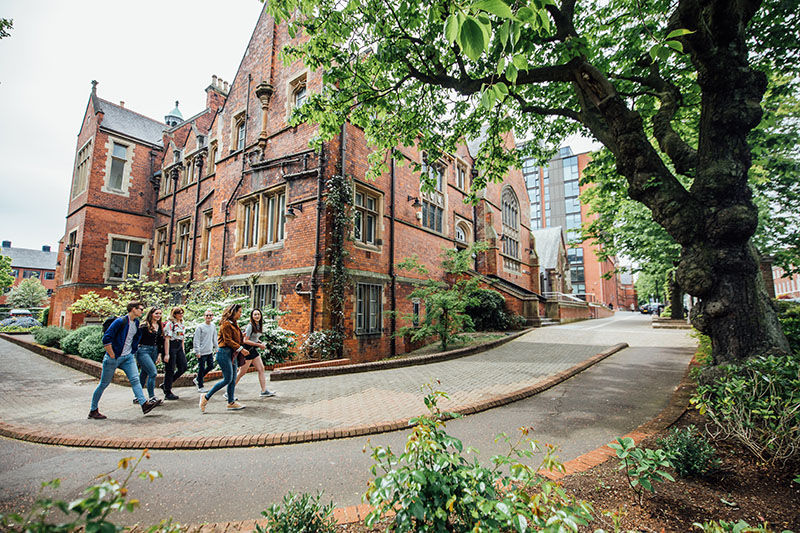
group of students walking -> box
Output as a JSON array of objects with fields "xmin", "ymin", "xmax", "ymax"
[{"xmin": 89, "ymin": 301, "xmax": 276, "ymax": 420}]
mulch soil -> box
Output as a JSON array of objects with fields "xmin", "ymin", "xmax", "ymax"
[{"xmin": 336, "ymin": 408, "xmax": 800, "ymax": 532}]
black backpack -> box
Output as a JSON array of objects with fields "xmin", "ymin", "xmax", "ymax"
[{"xmin": 102, "ymin": 316, "xmax": 118, "ymax": 333}]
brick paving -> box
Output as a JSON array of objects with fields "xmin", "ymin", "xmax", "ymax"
[{"xmin": 0, "ymin": 319, "xmax": 690, "ymax": 449}]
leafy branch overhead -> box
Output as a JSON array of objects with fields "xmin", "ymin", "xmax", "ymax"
[{"xmin": 267, "ymin": 0, "xmax": 797, "ymax": 365}]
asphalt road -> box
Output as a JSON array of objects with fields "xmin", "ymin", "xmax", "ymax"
[{"xmin": 0, "ymin": 312, "xmax": 694, "ymax": 527}]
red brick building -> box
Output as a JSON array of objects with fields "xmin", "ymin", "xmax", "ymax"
[
  {"xmin": 1, "ymin": 241, "xmax": 58, "ymax": 305},
  {"xmin": 50, "ymin": 6, "xmax": 542, "ymax": 361},
  {"xmin": 522, "ymin": 147, "xmax": 622, "ymax": 308}
]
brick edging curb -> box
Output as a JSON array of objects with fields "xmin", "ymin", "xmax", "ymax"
[
  {"xmin": 0, "ymin": 343, "xmax": 629, "ymax": 452},
  {"xmin": 270, "ymin": 328, "xmax": 534, "ymax": 381}
]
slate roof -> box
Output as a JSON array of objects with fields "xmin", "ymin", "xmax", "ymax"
[
  {"xmin": 1, "ymin": 246, "xmax": 58, "ymax": 271},
  {"xmin": 532, "ymin": 227, "xmax": 566, "ymax": 271},
  {"xmin": 95, "ymin": 97, "xmax": 166, "ymax": 146}
]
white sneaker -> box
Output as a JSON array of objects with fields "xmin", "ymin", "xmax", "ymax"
[
  {"xmin": 223, "ymin": 392, "xmax": 239, "ymax": 402},
  {"xmin": 198, "ymin": 386, "xmax": 208, "ymax": 393}
]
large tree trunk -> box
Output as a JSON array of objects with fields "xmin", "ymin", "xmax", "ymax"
[{"xmin": 667, "ymin": 270, "xmax": 684, "ymax": 320}]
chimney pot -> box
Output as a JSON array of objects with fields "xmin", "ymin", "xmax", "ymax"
[
  {"xmin": 212, "ymin": 74, "xmax": 218, "ymax": 87},
  {"xmin": 223, "ymin": 81, "xmax": 229, "ymax": 92},
  {"xmin": 119, "ymin": 101, "xmax": 125, "ymax": 108}
]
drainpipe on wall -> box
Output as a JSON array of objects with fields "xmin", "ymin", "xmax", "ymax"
[
  {"xmin": 189, "ymin": 154, "xmax": 206, "ymax": 281},
  {"xmin": 221, "ymin": 74, "xmax": 252, "ymax": 275},
  {"xmin": 166, "ymin": 157, "xmax": 181, "ymax": 266},
  {"xmin": 389, "ymin": 155, "xmax": 397, "ymax": 357},
  {"xmin": 309, "ymin": 145, "xmax": 325, "ymax": 334}
]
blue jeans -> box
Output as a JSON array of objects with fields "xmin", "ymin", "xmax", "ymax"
[
  {"xmin": 196, "ymin": 353, "xmax": 214, "ymax": 387},
  {"xmin": 91, "ymin": 353, "xmax": 146, "ymax": 411},
  {"xmin": 205, "ymin": 347, "xmax": 237, "ymax": 401},
  {"xmin": 136, "ymin": 345, "xmax": 159, "ymax": 398}
]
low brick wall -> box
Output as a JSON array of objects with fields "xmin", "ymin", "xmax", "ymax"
[
  {"xmin": 589, "ymin": 304, "xmax": 614, "ymax": 319},
  {"xmin": 0, "ymin": 334, "xmax": 277, "ymax": 388},
  {"xmin": 558, "ymin": 302, "xmax": 591, "ymax": 323},
  {"xmin": 270, "ymin": 328, "xmax": 532, "ymax": 381}
]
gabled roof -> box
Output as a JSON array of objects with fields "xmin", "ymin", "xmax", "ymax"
[
  {"xmin": 95, "ymin": 98, "xmax": 166, "ymax": 147},
  {"xmin": 532, "ymin": 227, "xmax": 566, "ymax": 271},
  {"xmin": 1, "ymin": 246, "xmax": 58, "ymax": 270}
]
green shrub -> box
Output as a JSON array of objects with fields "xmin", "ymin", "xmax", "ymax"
[
  {"xmin": 300, "ymin": 329, "xmax": 344, "ymax": 360},
  {"xmin": 692, "ymin": 519, "xmax": 773, "ymax": 532},
  {"xmin": 465, "ymin": 288, "xmax": 506, "ymax": 330},
  {"xmin": 32, "ymin": 326, "xmax": 69, "ymax": 347},
  {"xmin": 256, "ymin": 492, "xmax": 337, "ymax": 533},
  {"xmin": 776, "ymin": 301, "xmax": 800, "ymax": 354},
  {"xmin": 692, "ymin": 354, "xmax": 800, "ymax": 463},
  {"xmin": 0, "ymin": 326, "xmax": 40, "ymax": 333},
  {"xmin": 364, "ymin": 386, "xmax": 594, "ymax": 531},
  {"xmin": 61, "ymin": 325, "xmax": 102, "ymax": 355},
  {"xmin": 609, "ymin": 437, "xmax": 675, "ymax": 505},
  {"xmin": 657, "ymin": 425, "xmax": 720, "ymax": 478},
  {"xmin": 39, "ymin": 307, "xmax": 49, "ymax": 325},
  {"xmin": 78, "ymin": 330, "xmax": 106, "ymax": 362}
]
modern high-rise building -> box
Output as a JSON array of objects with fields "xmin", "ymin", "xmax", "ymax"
[{"xmin": 522, "ymin": 146, "xmax": 621, "ymax": 307}]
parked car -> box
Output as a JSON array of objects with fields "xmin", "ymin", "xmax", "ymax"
[
  {"xmin": 9, "ymin": 309, "xmax": 33, "ymax": 318},
  {"xmin": 640, "ymin": 303, "xmax": 665, "ymax": 315}
]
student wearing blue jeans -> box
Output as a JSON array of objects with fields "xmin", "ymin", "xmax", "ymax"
[
  {"xmin": 133, "ymin": 307, "xmax": 165, "ymax": 402},
  {"xmin": 89, "ymin": 301, "xmax": 161, "ymax": 420},
  {"xmin": 199, "ymin": 303, "xmax": 247, "ymax": 413}
]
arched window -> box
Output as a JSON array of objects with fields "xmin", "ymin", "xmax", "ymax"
[
  {"xmin": 455, "ymin": 220, "xmax": 471, "ymax": 248},
  {"xmin": 501, "ymin": 187, "xmax": 520, "ymax": 260}
]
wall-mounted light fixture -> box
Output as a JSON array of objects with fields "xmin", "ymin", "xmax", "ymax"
[
  {"xmin": 285, "ymin": 203, "xmax": 304, "ymax": 219},
  {"xmin": 407, "ymin": 195, "xmax": 421, "ymax": 208},
  {"xmin": 64, "ymin": 243, "xmax": 80, "ymax": 253}
]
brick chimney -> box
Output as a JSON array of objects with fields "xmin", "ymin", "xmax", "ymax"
[
  {"xmin": 42, "ymin": 245, "xmax": 51, "ymax": 252},
  {"xmin": 1, "ymin": 240, "xmax": 10, "ymax": 248}
]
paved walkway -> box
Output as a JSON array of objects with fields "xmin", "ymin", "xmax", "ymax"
[
  {"xmin": 0, "ymin": 312, "xmax": 696, "ymax": 526},
  {"xmin": 0, "ymin": 334, "xmax": 623, "ymax": 445}
]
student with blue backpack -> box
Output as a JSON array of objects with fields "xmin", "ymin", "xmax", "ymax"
[{"xmin": 88, "ymin": 301, "xmax": 161, "ymax": 420}]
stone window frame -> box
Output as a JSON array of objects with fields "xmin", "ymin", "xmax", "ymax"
[
  {"xmin": 287, "ymin": 71, "xmax": 309, "ymax": 121},
  {"xmin": 200, "ymin": 210, "xmax": 213, "ymax": 264},
  {"xmin": 175, "ymin": 218, "xmax": 192, "ymax": 266},
  {"xmin": 262, "ymin": 186, "xmax": 287, "ymax": 248},
  {"xmin": 23, "ymin": 270, "xmax": 40, "ymax": 279},
  {"xmin": 355, "ymin": 282, "xmax": 383, "ymax": 336},
  {"xmin": 101, "ymin": 135, "xmax": 134, "ymax": 197},
  {"xmin": 63, "ymin": 229, "xmax": 78, "ymax": 283},
  {"xmin": 501, "ymin": 186, "xmax": 521, "ymax": 273},
  {"xmin": 237, "ymin": 194, "xmax": 260, "ymax": 252},
  {"xmin": 44, "ymin": 271, "xmax": 55, "ymax": 280},
  {"xmin": 155, "ymin": 226, "xmax": 168, "ymax": 267},
  {"xmin": 231, "ymin": 110, "xmax": 246, "ymax": 153},
  {"xmin": 454, "ymin": 157, "xmax": 469, "ymax": 192},
  {"xmin": 207, "ymin": 141, "xmax": 218, "ymax": 176},
  {"xmin": 71, "ymin": 138, "xmax": 93, "ymax": 199},
  {"xmin": 454, "ymin": 216, "xmax": 472, "ymax": 248},
  {"xmin": 353, "ymin": 181, "xmax": 383, "ymax": 251},
  {"xmin": 253, "ymin": 283, "xmax": 279, "ymax": 310},
  {"xmin": 419, "ymin": 153, "xmax": 448, "ymax": 235},
  {"xmin": 103, "ymin": 234, "xmax": 150, "ymax": 282}
]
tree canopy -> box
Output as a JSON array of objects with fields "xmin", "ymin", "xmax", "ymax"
[
  {"xmin": 7, "ymin": 278, "xmax": 48, "ymax": 309},
  {"xmin": 0, "ymin": 255, "xmax": 13, "ymax": 292},
  {"xmin": 267, "ymin": 0, "xmax": 796, "ymax": 364}
]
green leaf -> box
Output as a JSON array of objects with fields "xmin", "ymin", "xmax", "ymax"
[
  {"xmin": 497, "ymin": 56, "xmax": 506, "ymax": 76},
  {"xmin": 495, "ymin": 81, "xmax": 509, "ymax": 95},
  {"xmin": 666, "ymin": 40, "xmax": 684, "ymax": 53},
  {"xmin": 498, "ymin": 21, "xmax": 510, "ymax": 48},
  {"xmin": 514, "ymin": 513, "xmax": 529, "ymax": 532},
  {"xmin": 460, "ymin": 17, "xmax": 485, "ymax": 61},
  {"xmin": 516, "ymin": 6, "xmax": 535, "ymax": 23},
  {"xmin": 505, "ymin": 63, "xmax": 518, "ymax": 83},
  {"xmin": 666, "ymin": 28, "xmax": 694, "ymax": 39},
  {"xmin": 444, "ymin": 14, "xmax": 460, "ymax": 45},
  {"xmin": 481, "ymin": 88, "xmax": 496, "ymax": 109},
  {"xmin": 473, "ymin": 0, "xmax": 513, "ymax": 19},
  {"xmin": 512, "ymin": 54, "xmax": 527, "ymax": 70}
]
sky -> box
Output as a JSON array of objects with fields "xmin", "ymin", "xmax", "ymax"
[
  {"xmin": 0, "ymin": 1, "xmax": 600, "ymax": 252},
  {"xmin": 0, "ymin": 1, "xmax": 265, "ymax": 250}
]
